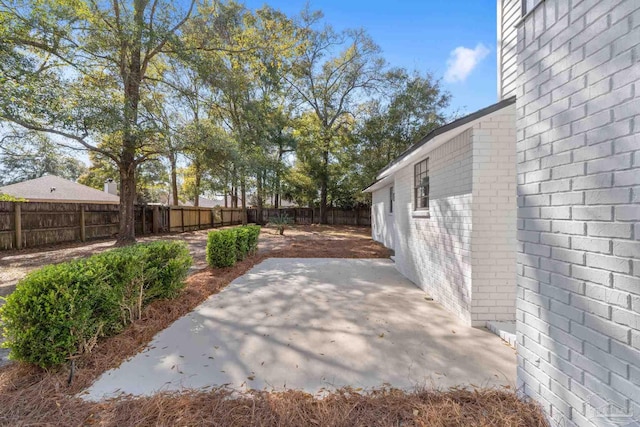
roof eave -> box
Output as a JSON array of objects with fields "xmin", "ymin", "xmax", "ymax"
[{"xmin": 373, "ymin": 96, "xmax": 516, "ymax": 180}]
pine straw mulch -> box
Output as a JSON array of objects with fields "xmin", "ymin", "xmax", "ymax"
[{"xmin": 0, "ymin": 227, "xmax": 547, "ymax": 426}]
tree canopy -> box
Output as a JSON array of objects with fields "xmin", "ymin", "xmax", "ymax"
[{"xmin": 0, "ymin": 0, "xmax": 453, "ymax": 237}]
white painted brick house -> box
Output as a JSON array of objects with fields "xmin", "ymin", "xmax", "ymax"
[
  {"xmin": 364, "ymin": 99, "xmax": 518, "ymax": 327},
  {"xmin": 368, "ymin": 0, "xmax": 639, "ymax": 424},
  {"xmin": 500, "ymin": 0, "xmax": 640, "ymax": 425}
]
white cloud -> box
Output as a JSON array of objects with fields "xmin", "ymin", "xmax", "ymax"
[{"xmin": 444, "ymin": 43, "xmax": 490, "ymax": 83}]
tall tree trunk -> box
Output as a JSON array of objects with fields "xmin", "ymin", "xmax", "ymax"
[
  {"xmin": 232, "ymin": 167, "xmax": 238, "ymax": 208},
  {"xmin": 193, "ymin": 164, "xmax": 201, "ymax": 207},
  {"xmin": 116, "ymin": 0, "xmax": 144, "ymax": 245},
  {"xmin": 223, "ymin": 172, "xmax": 229, "ymax": 208},
  {"xmin": 256, "ymin": 169, "xmax": 263, "ymax": 225},
  {"xmin": 169, "ymin": 151, "xmax": 178, "ymax": 206},
  {"xmin": 241, "ymin": 176, "xmax": 247, "ymax": 225},
  {"xmin": 117, "ymin": 160, "xmax": 137, "ymax": 245},
  {"xmin": 319, "ymin": 148, "xmax": 329, "ymax": 224},
  {"xmin": 275, "ymin": 147, "xmax": 284, "ymax": 209}
]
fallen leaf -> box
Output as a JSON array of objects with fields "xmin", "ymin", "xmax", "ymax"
[{"xmin": 247, "ymin": 376, "xmax": 255, "ymax": 381}]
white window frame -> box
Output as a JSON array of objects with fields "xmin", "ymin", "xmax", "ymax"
[{"xmin": 413, "ymin": 158, "xmax": 429, "ymax": 211}]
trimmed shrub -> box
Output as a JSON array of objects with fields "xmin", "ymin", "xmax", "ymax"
[
  {"xmin": 0, "ymin": 241, "xmax": 192, "ymax": 368},
  {"xmin": 244, "ymin": 225, "xmax": 261, "ymax": 254},
  {"xmin": 206, "ymin": 229, "xmax": 237, "ymax": 268},
  {"xmin": 139, "ymin": 241, "xmax": 193, "ymax": 300},
  {"xmin": 234, "ymin": 227, "xmax": 250, "ymax": 261}
]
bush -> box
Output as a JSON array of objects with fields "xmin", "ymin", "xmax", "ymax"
[
  {"xmin": 234, "ymin": 227, "xmax": 250, "ymax": 261},
  {"xmin": 268, "ymin": 214, "xmax": 291, "ymax": 235},
  {"xmin": 244, "ymin": 225, "xmax": 261, "ymax": 254},
  {"xmin": 139, "ymin": 241, "xmax": 193, "ymax": 300},
  {"xmin": 206, "ymin": 229, "xmax": 237, "ymax": 268},
  {"xmin": 0, "ymin": 241, "xmax": 192, "ymax": 368},
  {"xmin": 206, "ymin": 226, "xmax": 261, "ymax": 268}
]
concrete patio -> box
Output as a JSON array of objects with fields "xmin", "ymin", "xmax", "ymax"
[{"xmin": 82, "ymin": 258, "xmax": 516, "ymax": 400}]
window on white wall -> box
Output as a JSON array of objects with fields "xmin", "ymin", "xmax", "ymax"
[
  {"xmin": 414, "ymin": 158, "xmax": 429, "ymax": 210},
  {"xmin": 389, "ymin": 186, "xmax": 394, "ymax": 213}
]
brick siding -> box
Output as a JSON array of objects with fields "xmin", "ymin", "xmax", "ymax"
[{"xmin": 514, "ymin": 0, "xmax": 640, "ymax": 424}]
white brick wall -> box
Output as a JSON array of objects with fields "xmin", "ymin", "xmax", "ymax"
[
  {"xmin": 372, "ymin": 185, "xmax": 396, "ymax": 250},
  {"xmin": 515, "ymin": 1, "xmax": 640, "ymax": 425},
  {"xmin": 393, "ymin": 129, "xmax": 475, "ymax": 324},
  {"xmin": 372, "ymin": 107, "xmax": 517, "ymax": 327},
  {"xmin": 471, "ymin": 107, "xmax": 518, "ymax": 324}
]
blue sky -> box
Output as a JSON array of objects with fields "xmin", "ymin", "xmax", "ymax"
[{"xmin": 241, "ymin": 0, "xmax": 499, "ymax": 116}]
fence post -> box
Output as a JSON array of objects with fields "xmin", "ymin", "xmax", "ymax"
[
  {"xmin": 181, "ymin": 208, "xmax": 185, "ymax": 232},
  {"xmin": 355, "ymin": 208, "xmax": 359, "ymax": 226},
  {"xmin": 331, "ymin": 209, "xmax": 335, "ymax": 225},
  {"xmin": 80, "ymin": 206, "xmax": 86, "ymax": 242},
  {"xmin": 14, "ymin": 202, "xmax": 22, "ymax": 249}
]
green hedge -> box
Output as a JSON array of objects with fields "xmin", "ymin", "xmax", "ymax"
[
  {"xmin": 245, "ymin": 225, "xmax": 261, "ymax": 254},
  {"xmin": 206, "ymin": 225, "xmax": 261, "ymax": 268},
  {"xmin": 0, "ymin": 241, "xmax": 192, "ymax": 368},
  {"xmin": 235, "ymin": 228, "xmax": 250, "ymax": 261},
  {"xmin": 206, "ymin": 229, "xmax": 237, "ymax": 268}
]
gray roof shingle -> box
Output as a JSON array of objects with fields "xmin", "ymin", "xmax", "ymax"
[{"xmin": 0, "ymin": 175, "xmax": 120, "ymax": 203}]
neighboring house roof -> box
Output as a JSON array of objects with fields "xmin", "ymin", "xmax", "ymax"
[
  {"xmin": 363, "ymin": 96, "xmax": 516, "ymax": 193},
  {"xmin": 169, "ymin": 195, "xmax": 239, "ymax": 208},
  {"xmin": 0, "ymin": 175, "xmax": 120, "ymax": 204}
]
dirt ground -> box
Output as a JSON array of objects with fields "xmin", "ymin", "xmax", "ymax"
[{"xmin": 0, "ymin": 225, "xmax": 388, "ymax": 296}]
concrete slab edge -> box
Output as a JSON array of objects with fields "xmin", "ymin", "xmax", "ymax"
[{"xmin": 486, "ymin": 321, "xmax": 517, "ymax": 349}]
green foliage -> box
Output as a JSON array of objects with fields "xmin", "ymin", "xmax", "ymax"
[
  {"xmin": 268, "ymin": 214, "xmax": 292, "ymax": 235},
  {"xmin": 0, "ymin": 127, "xmax": 87, "ymax": 186},
  {"xmin": 234, "ymin": 227, "xmax": 250, "ymax": 261},
  {"xmin": 0, "ymin": 241, "xmax": 192, "ymax": 368},
  {"xmin": 206, "ymin": 229, "xmax": 238, "ymax": 268},
  {"xmin": 244, "ymin": 225, "xmax": 261, "ymax": 254},
  {"xmin": 0, "ymin": 193, "xmax": 26, "ymax": 202},
  {"xmin": 78, "ymin": 150, "xmax": 170, "ymax": 204},
  {"xmin": 206, "ymin": 226, "xmax": 261, "ymax": 268}
]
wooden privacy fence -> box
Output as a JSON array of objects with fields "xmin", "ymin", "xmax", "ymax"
[
  {"xmin": 0, "ymin": 201, "xmax": 244, "ymax": 251},
  {"xmin": 167, "ymin": 206, "xmax": 243, "ymax": 233},
  {"xmin": 247, "ymin": 207, "xmax": 371, "ymax": 227}
]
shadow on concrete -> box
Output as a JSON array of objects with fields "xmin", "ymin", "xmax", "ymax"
[{"xmin": 82, "ymin": 258, "xmax": 516, "ymax": 400}]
